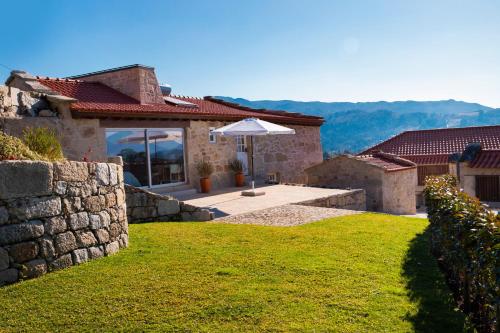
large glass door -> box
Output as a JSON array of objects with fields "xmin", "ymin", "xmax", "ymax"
[
  {"xmin": 106, "ymin": 128, "xmax": 186, "ymax": 188},
  {"xmin": 148, "ymin": 129, "xmax": 185, "ymax": 186}
]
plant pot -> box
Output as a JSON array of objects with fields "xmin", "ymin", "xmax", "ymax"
[
  {"xmin": 200, "ymin": 177, "xmax": 211, "ymax": 193},
  {"xmin": 235, "ymin": 172, "xmax": 245, "ymax": 187}
]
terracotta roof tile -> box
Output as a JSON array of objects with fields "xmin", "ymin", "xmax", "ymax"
[
  {"xmin": 356, "ymin": 152, "xmax": 416, "ymax": 171},
  {"xmin": 361, "ymin": 126, "xmax": 500, "ymax": 159},
  {"xmin": 37, "ymin": 78, "xmax": 323, "ymax": 126},
  {"xmin": 399, "ymin": 154, "xmax": 451, "ymax": 165},
  {"xmin": 469, "ymin": 150, "xmax": 500, "ymax": 168}
]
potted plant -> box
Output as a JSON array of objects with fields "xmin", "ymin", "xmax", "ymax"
[
  {"xmin": 196, "ymin": 160, "xmax": 214, "ymax": 193},
  {"xmin": 229, "ymin": 159, "xmax": 245, "ymax": 187}
]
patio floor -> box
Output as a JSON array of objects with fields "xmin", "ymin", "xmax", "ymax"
[{"xmin": 177, "ymin": 184, "xmax": 359, "ymax": 218}]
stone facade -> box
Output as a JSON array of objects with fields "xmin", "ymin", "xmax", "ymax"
[
  {"xmin": 0, "ymin": 160, "xmax": 128, "ymax": 286},
  {"xmin": 252, "ymin": 125, "xmax": 323, "ymax": 184},
  {"xmin": 125, "ymin": 185, "xmax": 214, "ymax": 222},
  {"xmin": 186, "ymin": 121, "xmax": 323, "ymax": 190},
  {"xmin": 305, "ymin": 155, "xmax": 417, "ymax": 215},
  {"xmin": 296, "ymin": 189, "xmax": 366, "ymax": 211},
  {"xmin": 186, "ymin": 120, "xmax": 239, "ymax": 190}
]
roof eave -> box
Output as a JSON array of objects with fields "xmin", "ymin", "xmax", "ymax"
[{"xmin": 70, "ymin": 108, "xmax": 324, "ymax": 126}]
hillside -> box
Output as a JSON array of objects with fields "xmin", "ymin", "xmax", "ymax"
[{"xmin": 218, "ymin": 97, "xmax": 500, "ymax": 154}]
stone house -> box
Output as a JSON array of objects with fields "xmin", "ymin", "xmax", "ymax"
[
  {"xmin": 1, "ymin": 64, "xmax": 324, "ymax": 193},
  {"xmin": 305, "ymin": 152, "xmax": 417, "ymax": 214},
  {"xmin": 360, "ymin": 125, "xmax": 500, "ymax": 206}
]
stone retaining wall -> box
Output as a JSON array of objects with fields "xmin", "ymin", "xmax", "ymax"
[
  {"xmin": 125, "ymin": 185, "xmax": 214, "ymax": 223},
  {"xmin": 296, "ymin": 189, "xmax": 366, "ymax": 211},
  {"xmin": 0, "ymin": 160, "xmax": 128, "ymax": 286}
]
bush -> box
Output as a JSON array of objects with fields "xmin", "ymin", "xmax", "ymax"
[
  {"xmin": 196, "ymin": 160, "xmax": 214, "ymax": 178},
  {"xmin": 228, "ymin": 159, "xmax": 243, "ymax": 173},
  {"xmin": 22, "ymin": 127, "xmax": 64, "ymax": 161},
  {"xmin": 424, "ymin": 175, "xmax": 499, "ymax": 333},
  {"xmin": 0, "ymin": 132, "xmax": 44, "ymax": 161}
]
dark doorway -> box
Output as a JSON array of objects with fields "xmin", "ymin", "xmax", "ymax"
[{"xmin": 475, "ymin": 175, "xmax": 500, "ymax": 201}]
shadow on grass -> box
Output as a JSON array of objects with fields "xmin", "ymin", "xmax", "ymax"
[{"xmin": 402, "ymin": 227, "xmax": 466, "ymax": 333}]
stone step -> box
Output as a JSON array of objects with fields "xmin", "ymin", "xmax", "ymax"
[{"xmin": 150, "ymin": 184, "xmax": 197, "ymax": 199}]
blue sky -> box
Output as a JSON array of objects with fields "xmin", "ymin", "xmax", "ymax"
[{"xmin": 1, "ymin": 0, "xmax": 500, "ymax": 106}]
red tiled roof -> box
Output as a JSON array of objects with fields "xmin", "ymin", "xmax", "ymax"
[
  {"xmin": 356, "ymin": 152, "xmax": 416, "ymax": 172},
  {"xmin": 37, "ymin": 78, "xmax": 323, "ymax": 126},
  {"xmin": 360, "ymin": 126, "xmax": 500, "ymax": 165},
  {"xmin": 469, "ymin": 150, "xmax": 500, "ymax": 168}
]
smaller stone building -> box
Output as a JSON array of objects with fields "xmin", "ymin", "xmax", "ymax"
[{"xmin": 305, "ymin": 152, "xmax": 417, "ymax": 215}]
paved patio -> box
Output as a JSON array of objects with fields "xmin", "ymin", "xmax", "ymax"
[{"xmin": 179, "ymin": 184, "xmax": 359, "ymax": 218}]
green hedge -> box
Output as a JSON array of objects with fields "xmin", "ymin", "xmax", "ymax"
[{"xmin": 424, "ymin": 175, "xmax": 499, "ymax": 333}]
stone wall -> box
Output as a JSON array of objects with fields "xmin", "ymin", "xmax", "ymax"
[
  {"xmin": 76, "ymin": 66, "xmax": 165, "ymax": 104},
  {"xmin": 186, "ymin": 120, "xmax": 239, "ymax": 190},
  {"xmin": 382, "ymin": 168, "xmax": 417, "ymax": 215},
  {"xmin": 186, "ymin": 121, "xmax": 323, "ymax": 190},
  {"xmin": 306, "ymin": 156, "xmax": 385, "ymax": 211},
  {"xmin": 125, "ymin": 185, "xmax": 214, "ymax": 222},
  {"xmin": 296, "ymin": 189, "xmax": 366, "ymax": 211},
  {"xmin": 252, "ymin": 125, "xmax": 323, "ymax": 184},
  {"xmin": 0, "ymin": 160, "xmax": 128, "ymax": 286},
  {"xmin": 305, "ymin": 155, "xmax": 417, "ymax": 215}
]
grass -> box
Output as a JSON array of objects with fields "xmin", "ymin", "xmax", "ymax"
[{"xmin": 0, "ymin": 213, "xmax": 464, "ymax": 332}]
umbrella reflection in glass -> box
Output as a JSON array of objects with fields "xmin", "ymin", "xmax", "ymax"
[
  {"xmin": 116, "ymin": 129, "xmax": 185, "ymax": 186},
  {"xmin": 118, "ymin": 132, "xmax": 182, "ymax": 159}
]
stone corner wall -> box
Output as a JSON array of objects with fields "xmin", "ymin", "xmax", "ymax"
[
  {"xmin": 125, "ymin": 185, "xmax": 214, "ymax": 223},
  {"xmin": 0, "ymin": 160, "xmax": 128, "ymax": 286},
  {"xmin": 382, "ymin": 168, "xmax": 417, "ymax": 215},
  {"xmin": 305, "ymin": 156, "xmax": 383, "ymax": 212}
]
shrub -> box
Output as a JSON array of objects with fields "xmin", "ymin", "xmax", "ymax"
[
  {"xmin": 196, "ymin": 160, "xmax": 214, "ymax": 178},
  {"xmin": 0, "ymin": 132, "xmax": 44, "ymax": 161},
  {"xmin": 424, "ymin": 175, "xmax": 499, "ymax": 333},
  {"xmin": 22, "ymin": 127, "xmax": 64, "ymax": 161},
  {"xmin": 228, "ymin": 159, "xmax": 243, "ymax": 173}
]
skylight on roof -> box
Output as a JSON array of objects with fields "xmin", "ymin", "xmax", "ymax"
[{"xmin": 164, "ymin": 96, "xmax": 198, "ymax": 108}]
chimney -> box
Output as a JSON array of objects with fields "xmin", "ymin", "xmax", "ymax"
[{"xmin": 67, "ymin": 64, "xmax": 164, "ymax": 104}]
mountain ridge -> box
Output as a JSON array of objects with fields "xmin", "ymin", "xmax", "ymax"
[{"xmin": 217, "ymin": 97, "xmax": 500, "ymax": 154}]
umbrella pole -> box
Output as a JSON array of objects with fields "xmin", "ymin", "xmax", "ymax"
[{"xmin": 251, "ymin": 135, "xmax": 255, "ymax": 190}]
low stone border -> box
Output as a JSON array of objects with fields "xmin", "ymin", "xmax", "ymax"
[
  {"xmin": 295, "ymin": 189, "xmax": 366, "ymax": 211},
  {"xmin": 125, "ymin": 185, "xmax": 214, "ymax": 223}
]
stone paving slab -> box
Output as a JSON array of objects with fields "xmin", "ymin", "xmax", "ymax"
[
  {"xmin": 182, "ymin": 184, "xmax": 358, "ymax": 218},
  {"xmin": 214, "ymin": 204, "xmax": 362, "ymax": 227}
]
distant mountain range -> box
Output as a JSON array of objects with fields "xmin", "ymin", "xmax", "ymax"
[{"xmin": 218, "ymin": 97, "xmax": 500, "ymax": 154}]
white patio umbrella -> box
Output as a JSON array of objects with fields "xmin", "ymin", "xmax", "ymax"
[{"xmin": 212, "ymin": 118, "xmax": 296, "ymax": 195}]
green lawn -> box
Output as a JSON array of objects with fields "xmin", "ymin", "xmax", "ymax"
[{"xmin": 0, "ymin": 213, "xmax": 464, "ymax": 332}]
